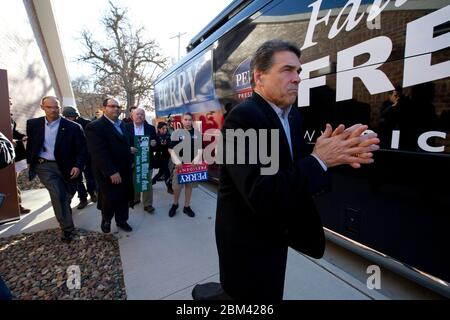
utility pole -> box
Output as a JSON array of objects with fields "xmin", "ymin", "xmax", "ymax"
[{"xmin": 170, "ymin": 32, "xmax": 187, "ymax": 62}]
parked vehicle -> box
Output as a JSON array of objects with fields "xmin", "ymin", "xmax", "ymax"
[{"xmin": 155, "ymin": 0, "xmax": 450, "ymax": 297}]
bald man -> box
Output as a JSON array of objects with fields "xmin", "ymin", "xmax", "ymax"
[{"xmin": 26, "ymin": 96, "xmax": 87, "ymax": 243}]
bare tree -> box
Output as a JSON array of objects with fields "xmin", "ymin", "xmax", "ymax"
[
  {"xmin": 71, "ymin": 77, "xmax": 104, "ymax": 119},
  {"xmin": 78, "ymin": 1, "xmax": 167, "ymax": 112}
]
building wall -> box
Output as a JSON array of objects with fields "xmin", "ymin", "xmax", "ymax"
[{"xmin": 0, "ymin": 1, "xmax": 56, "ymax": 133}]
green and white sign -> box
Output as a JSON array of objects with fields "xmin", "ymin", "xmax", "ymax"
[{"xmin": 134, "ymin": 136, "xmax": 150, "ymax": 192}]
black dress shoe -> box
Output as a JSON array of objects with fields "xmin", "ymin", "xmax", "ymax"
[
  {"xmin": 20, "ymin": 206, "xmax": 31, "ymax": 214},
  {"xmin": 168, "ymin": 204, "xmax": 178, "ymax": 217},
  {"xmin": 117, "ymin": 222, "xmax": 133, "ymax": 232},
  {"xmin": 61, "ymin": 231, "xmax": 74, "ymax": 243},
  {"xmin": 90, "ymin": 193, "xmax": 97, "ymax": 203},
  {"xmin": 183, "ymin": 206, "xmax": 196, "ymax": 218},
  {"xmin": 192, "ymin": 282, "xmax": 231, "ymax": 300},
  {"xmin": 144, "ymin": 205, "xmax": 155, "ymax": 214},
  {"xmin": 77, "ymin": 200, "xmax": 88, "ymax": 210},
  {"xmin": 101, "ymin": 219, "xmax": 111, "ymax": 233}
]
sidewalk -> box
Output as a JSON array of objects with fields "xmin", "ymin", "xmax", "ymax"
[{"xmin": 1, "ymin": 183, "xmax": 387, "ymax": 300}]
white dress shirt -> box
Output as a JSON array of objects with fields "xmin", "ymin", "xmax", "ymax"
[
  {"xmin": 255, "ymin": 91, "xmax": 327, "ymax": 171},
  {"xmin": 134, "ymin": 124, "xmax": 144, "ymax": 136},
  {"xmin": 39, "ymin": 117, "xmax": 61, "ymax": 160}
]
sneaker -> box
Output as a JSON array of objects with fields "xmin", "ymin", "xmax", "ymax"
[
  {"xmin": 117, "ymin": 222, "xmax": 133, "ymax": 232},
  {"xmin": 144, "ymin": 205, "xmax": 155, "ymax": 214},
  {"xmin": 20, "ymin": 206, "xmax": 31, "ymax": 214},
  {"xmin": 101, "ymin": 219, "xmax": 111, "ymax": 233},
  {"xmin": 77, "ymin": 199, "xmax": 88, "ymax": 210},
  {"xmin": 168, "ymin": 204, "xmax": 178, "ymax": 217},
  {"xmin": 183, "ymin": 206, "xmax": 196, "ymax": 218}
]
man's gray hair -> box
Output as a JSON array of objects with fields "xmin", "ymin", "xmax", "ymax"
[{"xmin": 250, "ymin": 39, "xmax": 301, "ymax": 88}]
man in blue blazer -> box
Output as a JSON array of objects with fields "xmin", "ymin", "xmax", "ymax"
[{"xmin": 26, "ymin": 96, "xmax": 87, "ymax": 243}]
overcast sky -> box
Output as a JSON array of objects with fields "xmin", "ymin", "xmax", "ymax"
[{"xmin": 52, "ymin": 0, "xmax": 234, "ymax": 80}]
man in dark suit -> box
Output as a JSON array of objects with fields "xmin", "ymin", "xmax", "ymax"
[
  {"xmin": 85, "ymin": 98, "xmax": 134, "ymax": 233},
  {"xmin": 124, "ymin": 107, "xmax": 158, "ymax": 213},
  {"xmin": 62, "ymin": 106, "xmax": 97, "ymax": 210},
  {"xmin": 214, "ymin": 40, "xmax": 380, "ymax": 300},
  {"xmin": 26, "ymin": 96, "xmax": 87, "ymax": 243}
]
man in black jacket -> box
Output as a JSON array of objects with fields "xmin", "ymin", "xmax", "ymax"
[
  {"xmin": 26, "ymin": 96, "xmax": 87, "ymax": 243},
  {"xmin": 62, "ymin": 106, "xmax": 97, "ymax": 209},
  {"xmin": 214, "ymin": 40, "xmax": 380, "ymax": 300},
  {"xmin": 85, "ymin": 98, "xmax": 134, "ymax": 233},
  {"xmin": 124, "ymin": 107, "xmax": 157, "ymax": 213}
]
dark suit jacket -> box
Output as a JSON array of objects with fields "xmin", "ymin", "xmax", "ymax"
[
  {"xmin": 26, "ymin": 117, "xmax": 87, "ymax": 181},
  {"xmin": 74, "ymin": 117, "xmax": 91, "ymax": 130},
  {"xmin": 85, "ymin": 116, "xmax": 134, "ymax": 204},
  {"xmin": 215, "ymin": 92, "xmax": 330, "ymax": 300},
  {"xmin": 124, "ymin": 121, "xmax": 157, "ymax": 169},
  {"xmin": 74, "ymin": 117, "xmax": 93, "ymax": 169}
]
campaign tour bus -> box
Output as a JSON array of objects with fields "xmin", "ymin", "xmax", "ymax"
[{"xmin": 154, "ymin": 0, "xmax": 450, "ymax": 297}]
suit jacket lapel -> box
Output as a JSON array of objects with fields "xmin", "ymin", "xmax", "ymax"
[
  {"xmin": 102, "ymin": 116, "xmax": 126, "ymax": 142},
  {"xmin": 125, "ymin": 123, "xmax": 134, "ymax": 146},
  {"xmin": 288, "ymin": 109, "xmax": 301, "ymax": 161},
  {"xmin": 34, "ymin": 117, "xmax": 46, "ymax": 156},
  {"xmin": 143, "ymin": 122, "xmax": 150, "ymax": 136},
  {"xmin": 119, "ymin": 122, "xmax": 126, "ymax": 137},
  {"xmin": 55, "ymin": 118, "xmax": 66, "ymax": 151},
  {"xmin": 38, "ymin": 117, "xmax": 45, "ymax": 143},
  {"xmin": 252, "ymin": 92, "xmax": 293, "ymax": 162}
]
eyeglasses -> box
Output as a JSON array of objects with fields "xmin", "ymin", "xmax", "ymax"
[{"xmin": 42, "ymin": 105, "xmax": 60, "ymax": 109}]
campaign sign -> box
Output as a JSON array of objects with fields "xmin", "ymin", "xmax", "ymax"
[
  {"xmin": 176, "ymin": 163, "xmax": 208, "ymax": 185},
  {"xmin": 134, "ymin": 136, "xmax": 150, "ymax": 192}
]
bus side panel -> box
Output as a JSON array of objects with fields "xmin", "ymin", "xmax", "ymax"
[{"xmin": 211, "ymin": 0, "xmax": 450, "ymax": 283}]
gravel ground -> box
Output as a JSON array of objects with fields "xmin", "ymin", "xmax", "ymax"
[
  {"xmin": 17, "ymin": 169, "xmax": 44, "ymax": 191},
  {"xmin": 0, "ymin": 228, "xmax": 127, "ymax": 300}
]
